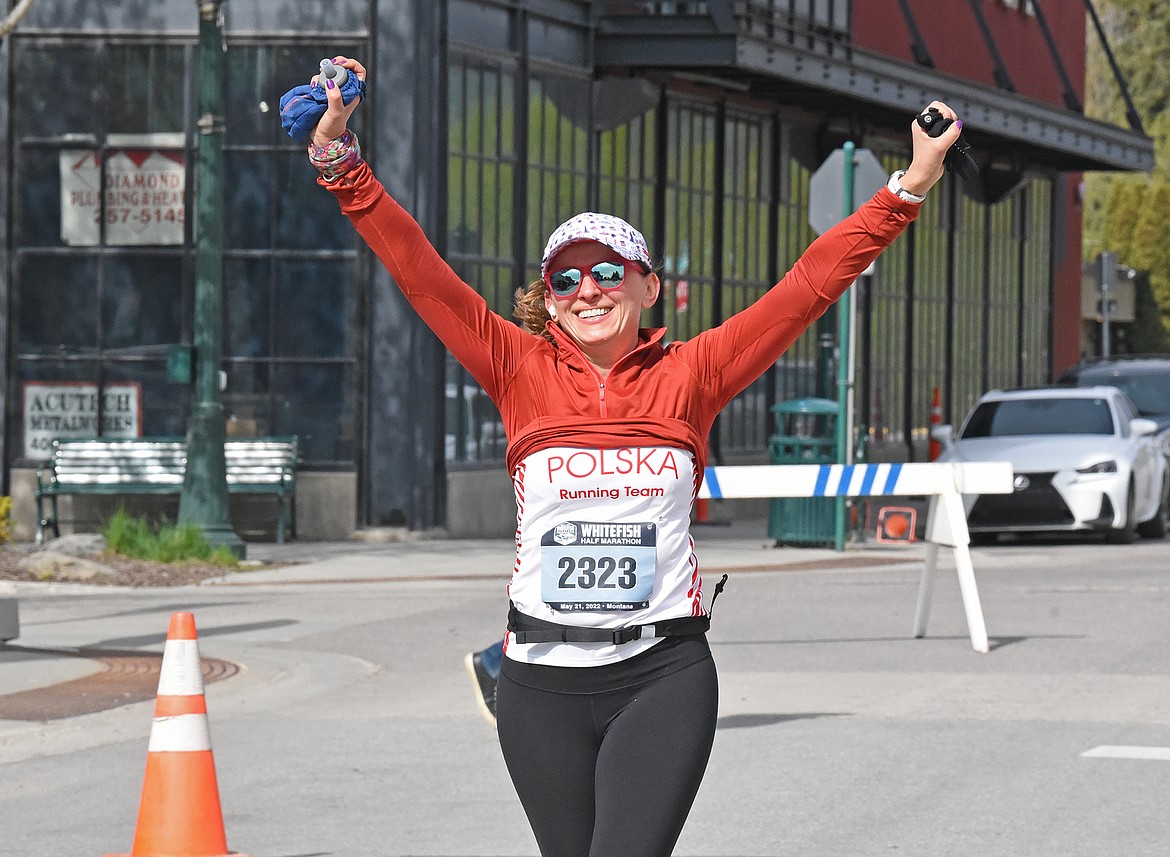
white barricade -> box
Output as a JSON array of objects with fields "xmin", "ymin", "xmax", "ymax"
[{"xmin": 698, "ymin": 461, "xmax": 1014, "ymax": 653}]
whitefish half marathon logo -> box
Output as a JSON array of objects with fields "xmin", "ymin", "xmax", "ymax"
[{"xmin": 553, "ymin": 522, "xmax": 579, "ymax": 545}]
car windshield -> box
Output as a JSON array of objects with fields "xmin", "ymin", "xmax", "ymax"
[
  {"xmin": 1076, "ymin": 372, "xmax": 1170, "ymax": 419},
  {"xmin": 961, "ymin": 397, "xmax": 1115, "ymax": 438}
]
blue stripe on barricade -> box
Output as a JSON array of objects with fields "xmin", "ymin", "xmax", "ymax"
[
  {"xmin": 698, "ymin": 461, "xmax": 917, "ymax": 499},
  {"xmin": 704, "ymin": 466, "xmax": 722, "ymax": 500},
  {"xmin": 882, "ymin": 462, "xmax": 902, "ymax": 495},
  {"xmin": 839, "ymin": 464, "xmax": 855, "ymax": 495},
  {"xmin": 811, "ymin": 463, "xmax": 905, "ymax": 496},
  {"xmin": 859, "ymin": 463, "xmax": 878, "ymax": 496},
  {"xmin": 813, "ymin": 465, "xmax": 831, "ymax": 497}
]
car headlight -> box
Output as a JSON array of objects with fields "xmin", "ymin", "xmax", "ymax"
[{"xmin": 1076, "ymin": 460, "xmax": 1118, "ymax": 475}]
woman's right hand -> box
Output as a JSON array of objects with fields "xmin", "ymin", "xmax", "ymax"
[{"xmin": 310, "ymin": 56, "xmax": 367, "ymax": 148}]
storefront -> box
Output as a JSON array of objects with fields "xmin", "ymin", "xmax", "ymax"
[{"xmin": 0, "ymin": 1, "xmax": 1151, "ymax": 539}]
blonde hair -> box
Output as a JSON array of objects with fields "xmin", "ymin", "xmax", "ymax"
[{"xmin": 514, "ymin": 278, "xmax": 555, "ymax": 342}]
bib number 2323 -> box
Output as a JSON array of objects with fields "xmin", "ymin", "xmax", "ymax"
[{"xmin": 540, "ymin": 520, "xmax": 656, "ymax": 611}]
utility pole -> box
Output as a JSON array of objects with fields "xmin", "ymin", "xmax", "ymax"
[
  {"xmin": 834, "ymin": 142, "xmax": 856, "ymax": 552},
  {"xmin": 178, "ymin": 0, "xmax": 245, "ymax": 558}
]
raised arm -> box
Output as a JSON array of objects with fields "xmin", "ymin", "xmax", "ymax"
[
  {"xmin": 302, "ymin": 57, "xmax": 532, "ymax": 401},
  {"xmin": 678, "ymin": 100, "xmax": 963, "ymax": 406}
]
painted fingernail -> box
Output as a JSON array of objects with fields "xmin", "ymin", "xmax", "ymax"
[
  {"xmin": 956, "ymin": 120, "xmax": 963, "ymax": 130},
  {"xmin": 326, "ymin": 78, "xmax": 335, "ymax": 90}
]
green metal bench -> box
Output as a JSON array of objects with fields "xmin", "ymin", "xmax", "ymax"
[{"xmin": 35, "ymin": 436, "xmax": 299, "ymax": 545}]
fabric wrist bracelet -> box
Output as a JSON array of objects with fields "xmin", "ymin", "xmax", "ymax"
[{"xmin": 308, "ymin": 129, "xmax": 363, "ymax": 182}]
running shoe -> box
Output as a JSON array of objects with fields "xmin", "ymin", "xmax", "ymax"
[{"xmin": 463, "ymin": 649, "xmax": 498, "ymax": 728}]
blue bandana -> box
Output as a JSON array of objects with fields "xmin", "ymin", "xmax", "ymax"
[{"xmin": 279, "ymin": 74, "xmax": 367, "ymax": 143}]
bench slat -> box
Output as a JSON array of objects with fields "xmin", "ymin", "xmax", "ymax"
[{"xmin": 36, "ymin": 436, "xmax": 299, "ymax": 544}]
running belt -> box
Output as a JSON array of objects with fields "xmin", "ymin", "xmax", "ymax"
[{"xmin": 507, "ymin": 574, "xmax": 728, "ymax": 644}]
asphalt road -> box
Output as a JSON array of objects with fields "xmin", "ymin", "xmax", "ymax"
[{"xmin": 2, "ymin": 531, "xmax": 1168, "ymax": 857}]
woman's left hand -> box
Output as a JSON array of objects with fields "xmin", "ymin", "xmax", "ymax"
[
  {"xmin": 900, "ymin": 100, "xmax": 962, "ymax": 197},
  {"xmin": 310, "ymin": 56, "xmax": 367, "ymax": 148}
]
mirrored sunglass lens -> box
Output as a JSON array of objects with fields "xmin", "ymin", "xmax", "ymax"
[
  {"xmin": 592, "ymin": 262, "xmax": 625, "ymax": 285},
  {"xmin": 550, "ymin": 268, "xmax": 582, "ymax": 294}
]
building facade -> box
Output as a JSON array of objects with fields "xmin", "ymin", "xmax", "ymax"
[{"xmin": 1, "ymin": 1, "xmax": 1151, "ymax": 540}]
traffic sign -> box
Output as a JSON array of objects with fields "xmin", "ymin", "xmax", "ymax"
[{"xmin": 808, "ymin": 147, "xmax": 888, "ymax": 235}]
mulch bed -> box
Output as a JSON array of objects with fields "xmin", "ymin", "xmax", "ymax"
[{"xmin": 0, "ymin": 546, "xmax": 244, "ymax": 587}]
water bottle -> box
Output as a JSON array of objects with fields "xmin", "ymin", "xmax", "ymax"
[{"xmin": 318, "ymin": 58, "xmax": 348, "ymax": 89}]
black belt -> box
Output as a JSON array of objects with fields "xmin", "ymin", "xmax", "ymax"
[{"xmin": 507, "ymin": 574, "xmax": 728, "ymax": 645}]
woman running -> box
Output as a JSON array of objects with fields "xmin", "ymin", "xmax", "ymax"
[{"xmin": 295, "ymin": 55, "xmax": 959, "ymax": 857}]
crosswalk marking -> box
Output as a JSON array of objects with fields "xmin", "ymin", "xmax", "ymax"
[{"xmin": 1081, "ymin": 745, "xmax": 1170, "ymax": 761}]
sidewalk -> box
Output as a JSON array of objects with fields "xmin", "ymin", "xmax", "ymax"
[
  {"xmin": 0, "ymin": 518, "xmax": 928, "ymax": 717},
  {"xmin": 231, "ymin": 516, "xmax": 925, "ymax": 585}
]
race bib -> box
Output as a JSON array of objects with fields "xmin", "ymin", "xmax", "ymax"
[{"xmin": 540, "ymin": 520, "xmax": 657, "ymax": 611}]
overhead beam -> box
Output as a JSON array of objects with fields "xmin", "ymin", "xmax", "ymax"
[{"xmin": 595, "ymin": 31, "xmax": 1153, "ymax": 173}]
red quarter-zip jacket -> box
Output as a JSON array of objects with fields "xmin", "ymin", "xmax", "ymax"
[
  {"xmin": 324, "ymin": 162, "xmax": 920, "ymax": 476},
  {"xmin": 323, "ymin": 162, "xmax": 921, "ymax": 665}
]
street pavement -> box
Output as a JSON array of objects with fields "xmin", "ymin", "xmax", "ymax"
[{"xmin": 1, "ymin": 521, "xmax": 1168, "ymax": 856}]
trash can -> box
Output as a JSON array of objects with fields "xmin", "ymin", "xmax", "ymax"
[{"xmin": 768, "ymin": 397, "xmax": 838, "ymax": 546}]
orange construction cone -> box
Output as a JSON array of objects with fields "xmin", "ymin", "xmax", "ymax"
[
  {"xmin": 928, "ymin": 386, "xmax": 942, "ymax": 461},
  {"xmin": 105, "ymin": 612, "xmax": 248, "ymax": 857}
]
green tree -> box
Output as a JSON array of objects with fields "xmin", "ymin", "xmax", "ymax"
[
  {"xmin": 1083, "ymin": 1, "xmax": 1170, "ymax": 346},
  {"xmin": 1100, "ymin": 177, "xmax": 1144, "ymax": 261}
]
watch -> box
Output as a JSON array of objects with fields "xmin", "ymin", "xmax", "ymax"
[{"xmin": 887, "ymin": 169, "xmax": 926, "ymax": 204}]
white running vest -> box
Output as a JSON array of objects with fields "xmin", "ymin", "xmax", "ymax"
[{"xmin": 506, "ymin": 445, "xmax": 703, "ymax": 667}]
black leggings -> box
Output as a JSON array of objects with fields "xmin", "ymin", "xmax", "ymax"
[{"xmin": 496, "ymin": 645, "xmax": 718, "ymax": 857}]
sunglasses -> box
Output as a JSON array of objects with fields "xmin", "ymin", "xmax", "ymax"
[{"xmin": 545, "ymin": 261, "xmax": 641, "ymax": 298}]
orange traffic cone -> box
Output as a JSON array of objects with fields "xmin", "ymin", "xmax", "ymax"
[
  {"xmin": 928, "ymin": 386, "xmax": 942, "ymax": 461},
  {"xmin": 105, "ymin": 612, "xmax": 248, "ymax": 857}
]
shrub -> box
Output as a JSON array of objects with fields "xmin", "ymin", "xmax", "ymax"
[
  {"xmin": 102, "ymin": 509, "xmax": 238, "ymax": 566},
  {"xmin": 0, "ymin": 496, "xmax": 10, "ymax": 544}
]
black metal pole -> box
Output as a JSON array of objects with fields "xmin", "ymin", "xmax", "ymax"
[
  {"xmin": 1083, "ymin": 0, "xmax": 1146, "ymax": 134},
  {"xmin": 1028, "ymin": 0, "xmax": 1083, "ymax": 111}
]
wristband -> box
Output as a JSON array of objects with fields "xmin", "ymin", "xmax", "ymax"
[{"xmin": 308, "ymin": 129, "xmax": 363, "ymax": 182}]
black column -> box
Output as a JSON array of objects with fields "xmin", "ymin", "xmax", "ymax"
[{"xmin": 364, "ymin": 0, "xmax": 448, "ymax": 529}]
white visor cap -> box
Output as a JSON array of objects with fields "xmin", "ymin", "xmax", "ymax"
[{"xmin": 540, "ymin": 212, "xmax": 653, "ymax": 279}]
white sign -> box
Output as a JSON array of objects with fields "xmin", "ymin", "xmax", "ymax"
[
  {"xmin": 23, "ymin": 382, "xmax": 142, "ymax": 459},
  {"xmin": 60, "ymin": 133, "xmax": 186, "ymax": 246},
  {"xmin": 808, "ymin": 147, "xmax": 888, "ymax": 235}
]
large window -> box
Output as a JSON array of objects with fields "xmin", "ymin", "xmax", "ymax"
[
  {"xmin": 662, "ymin": 99, "xmax": 719, "ymax": 343},
  {"xmin": 10, "ymin": 42, "xmax": 191, "ymax": 463},
  {"xmin": 909, "ymin": 174, "xmax": 953, "ymax": 450},
  {"xmin": 1020, "ymin": 178, "xmax": 1053, "ymax": 388},
  {"xmin": 717, "ymin": 108, "xmax": 775, "ymax": 457},
  {"xmin": 443, "ymin": 47, "xmax": 594, "ymax": 465},
  {"xmin": 867, "ymin": 152, "xmax": 913, "ymax": 451},
  {"xmin": 8, "ymin": 38, "xmax": 365, "ymax": 468},
  {"xmin": 952, "ymin": 190, "xmax": 990, "ymax": 418},
  {"xmin": 226, "ymin": 42, "xmax": 365, "ymax": 466}
]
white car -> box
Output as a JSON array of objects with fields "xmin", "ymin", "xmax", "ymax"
[{"xmin": 932, "ymin": 386, "xmax": 1169, "ymax": 544}]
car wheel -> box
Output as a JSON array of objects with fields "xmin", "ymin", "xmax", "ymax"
[
  {"xmin": 1136, "ymin": 478, "xmax": 1169, "ymax": 540},
  {"xmin": 1106, "ymin": 483, "xmax": 1137, "ymax": 545}
]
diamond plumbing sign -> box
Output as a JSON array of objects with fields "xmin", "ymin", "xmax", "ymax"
[{"xmin": 60, "ymin": 133, "xmax": 186, "ymax": 246}]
